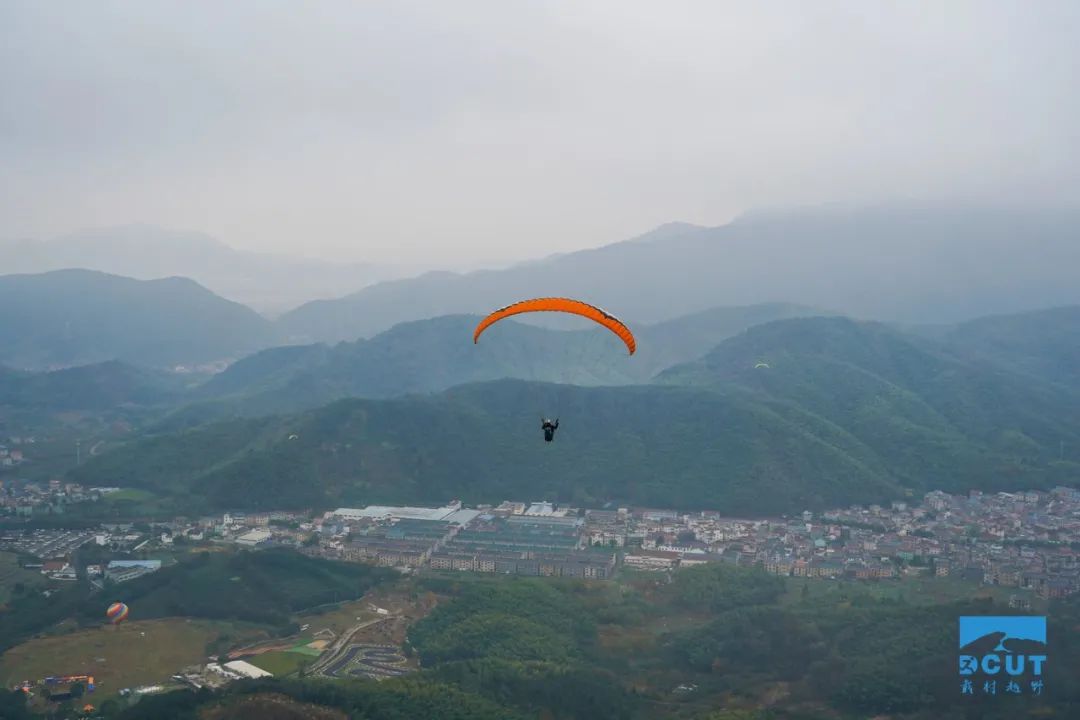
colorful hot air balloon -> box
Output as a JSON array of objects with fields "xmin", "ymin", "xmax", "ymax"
[{"xmin": 106, "ymin": 602, "xmax": 129, "ymax": 624}]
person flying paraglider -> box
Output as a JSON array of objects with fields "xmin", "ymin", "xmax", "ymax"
[
  {"xmin": 473, "ymin": 297, "xmax": 634, "ymax": 443},
  {"xmin": 541, "ymin": 417, "xmax": 559, "ymax": 442}
]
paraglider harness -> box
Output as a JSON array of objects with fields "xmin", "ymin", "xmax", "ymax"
[{"xmin": 541, "ymin": 418, "xmax": 559, "ymax": 442}]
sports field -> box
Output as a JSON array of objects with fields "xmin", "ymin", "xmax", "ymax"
[
  {"xmin": 100, "ymin": 488, "xmax": 155, "ymax": 503},
  {"xmin": 0, "ymin": 618, "xmax": 263, "ymax": 697},
  {"xmin": 248, "ymin": 651, "xmax": 313, "ymax": 677}
]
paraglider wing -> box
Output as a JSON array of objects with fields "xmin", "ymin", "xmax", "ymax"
[{"xmin": 473, "ymin": 298, "xmax": 636, "ymax": 354}]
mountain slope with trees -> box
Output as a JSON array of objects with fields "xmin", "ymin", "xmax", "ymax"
[
  {"xmin": 939, "ymin": 305, "xmax": 1080, "ymax": 389},
  {"xmin": 182, "ymin": 303, "xmax": 814, "ymax": 418},
  {"xmin": 658, "ymin": 315, "xmax": 1080, "ymax": 489},
  {"xmin": 71, "ymin": 380, "xmax": 904, "ymax": 515},
  {"xmin": 0, "ymin": 361, "xmax": 184, "ymax": 413},
  {"xmin": 70, "ymin": 317, "xmax": 1080, "ymax": 515},
  {"xmin": 0, "ymin": 270, "xmax": 279, "ymax": 369}
]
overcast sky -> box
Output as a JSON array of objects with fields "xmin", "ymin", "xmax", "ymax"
[{"xmin": 2, "ymin": 1, "xmax": 1077, "ymax": 266}]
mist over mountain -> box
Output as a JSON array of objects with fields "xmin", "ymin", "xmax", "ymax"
[
  {"xmin": 0, "ymin": 260, "xmax": 810, "ymax": 376},
  {"xmin": 0, "ymin": 225, "xmax": 415, "ymax": 315},
  {"xmin": 277, "ymin": 206, "xmax": 1080, "ymax": 343},
  {"xmin": 940, "ymin": 306, "xmax": 1080, "ymax": 390},
  {"xmin": 0, "ymin": 269, "xmax": 278, "ymax": 369},
  {"xmin": 5, "ymin": 205, "xmax": 1080, "ymax": 404}
]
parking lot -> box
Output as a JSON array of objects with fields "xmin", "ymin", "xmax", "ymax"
[{"xmin": 0, "ymin": 529, "xmax": 97, "ymax": 559}]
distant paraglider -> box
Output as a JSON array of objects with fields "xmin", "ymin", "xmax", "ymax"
[
  {"xmin": 474, "ymin": 298, "xmax": 634, "ymax": 441},
  {"xmin": 106, "ymin": 602, "xmax": 129, "ymax": 625},
  {"xmin": 541, "ymin": 417, "xmax": 559, "ymax": 443},
  {"xmin": 754, "ymin": 361, "xmax": 770, "ymax": 369}
]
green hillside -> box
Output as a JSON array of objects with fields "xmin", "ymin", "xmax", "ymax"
[
  {"xmin": 87, "ymin": 568, "xmax": 1080, "ymax": 720},
  {"xmin": 117, "ymin": 677, "xmax": 519, "ymax": 720},
  {"xmin": 179, "ymin": 303, "xmax": 815, "ymax": 420},
  {"xmin": 0, "ymin": 549, "xmax": 393, "ymax": 656},
  {"xmin": 941, "ymin": 305, "xmax": 1080, "ymax": 389},
  {"xmin": 0, "ymin": 362, "xmax": 190, "ymax": 481},
  {"xmin": 0, "ymin": 361, "xmax": 183, "ymax": 413},
  {"xmin": 0, "ymin": 269, "xmax": 278, "ymax": 369},
  {"xmin": 73, "ymin": 380, "xmax": 904, "ymax": 515},
  {"xmin": 83, "ymin": 549, "xmax": 393, "ymax": 628},
  {"xmin": 659, "ymin": 316, "xmax": 1080, "ymax": 489},
  {"xmin": 66, "ymin": 314, "xmax": 1080, "ymax": 516}
]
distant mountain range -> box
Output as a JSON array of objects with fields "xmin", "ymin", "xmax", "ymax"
[
  {"xmin": 276, "ymin": 205, "xmax": 1080, "ymax": 343},
  {"xmin": 5, "ymin": 206, "xmax": 1080, "ymax": 371},
  {"xmin": 0, "ymin": 225, "xmax": 414, "ymax": 315},
  {"xmin": 0, "ymin": 264, "xmax": 814, "ymax": 379},
  {"xmin": 0, "ymin": 265, "xmax": 813, "ymax": 381},
  {"xmin": 70, "ymin": 309, "xmax": 1080, "ymax": 515},
  {"xmin": 0, "ymin": 269, "xmax": 278, "ymax": 369}
]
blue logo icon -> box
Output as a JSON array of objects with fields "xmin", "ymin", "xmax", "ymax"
[
  {"xmin": 959, "ymin": 616, "xmax": 1046, "ymax": 650},
  {"xmin": 958, "ymin": 616, "xmax": 1047, "ymax": 697}
]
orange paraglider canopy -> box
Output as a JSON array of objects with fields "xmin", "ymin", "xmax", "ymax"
[{"xmin": 473, "ymin": 297, "xmax": 636, "ymax": 354}]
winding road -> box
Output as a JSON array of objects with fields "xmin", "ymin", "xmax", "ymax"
[{"xmin": 306, "ymin": 617, "xmax": 390, "ymax": 677}]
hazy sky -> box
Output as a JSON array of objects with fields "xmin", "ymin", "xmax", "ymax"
[{"xmin": 2, "ymin": 1, "xmax": 1077, "ymax": 266}]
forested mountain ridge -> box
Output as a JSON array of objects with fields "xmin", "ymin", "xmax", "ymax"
[
  {"xmin": 180, "ymin": 303, "xmax": 815, "ymax": 419},
  {"xmin": 0, "ymin": 269, "xmax": 278, "ymax": 369},
  {"xmin": 70, "ymin": 316, "xmax": 1080, "ymax": 515}
]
